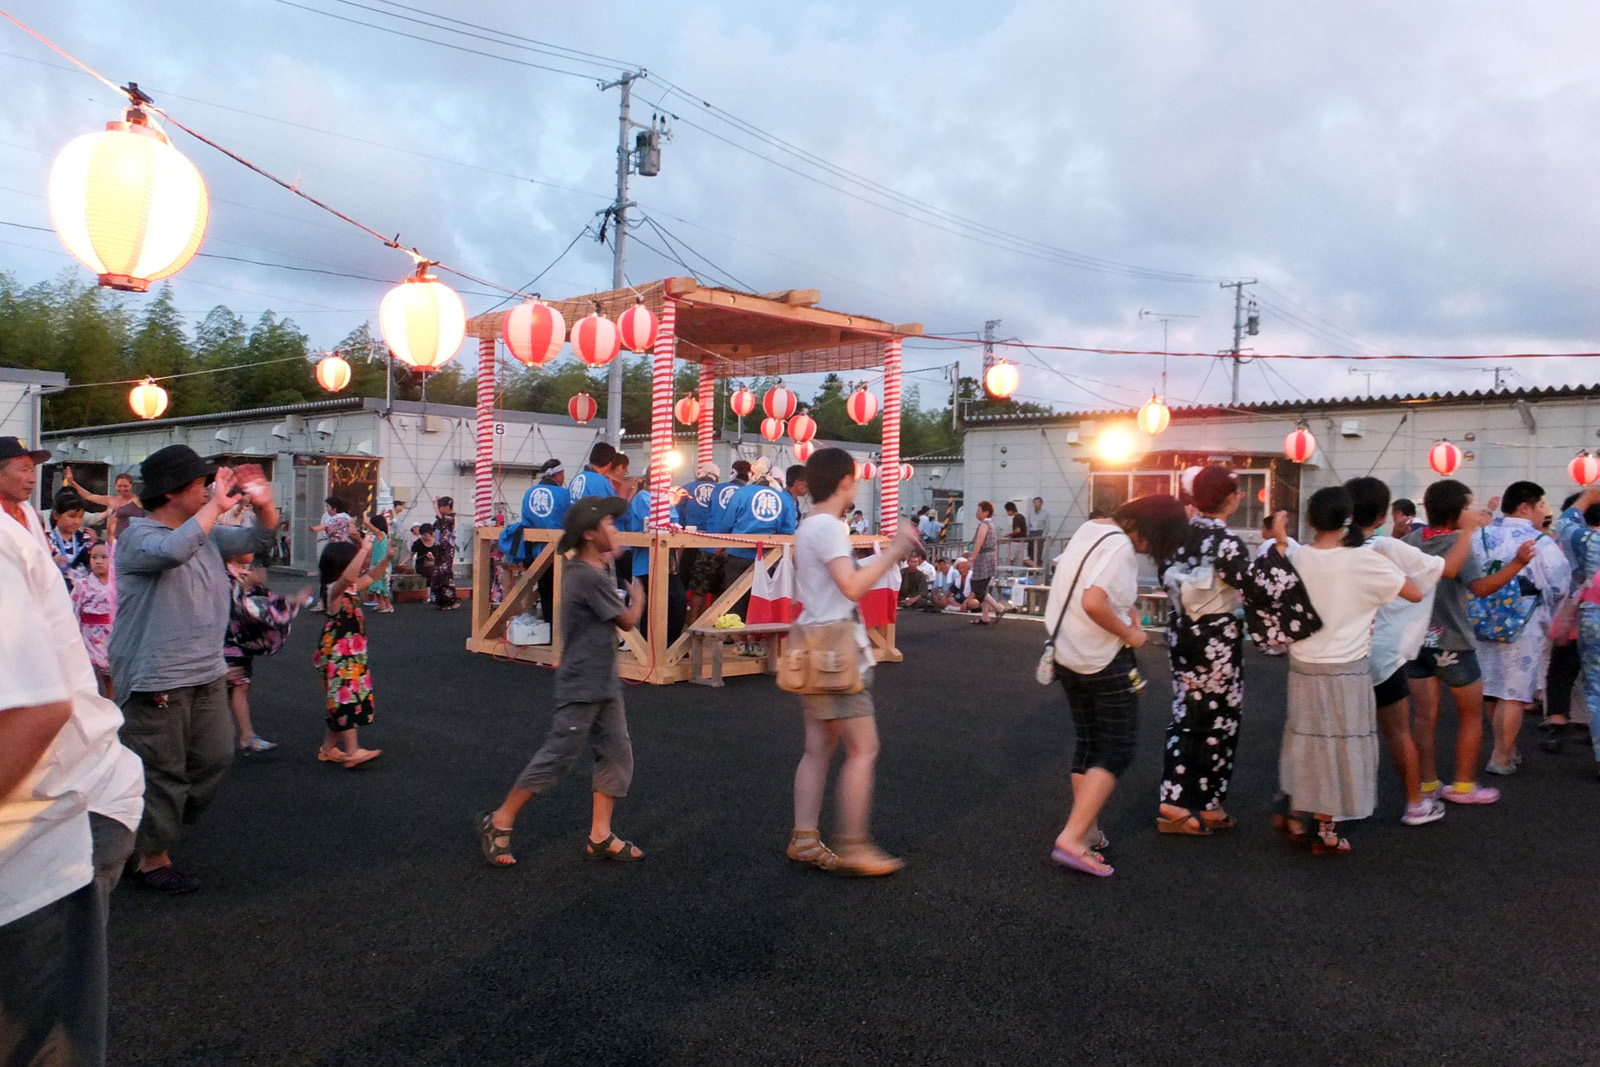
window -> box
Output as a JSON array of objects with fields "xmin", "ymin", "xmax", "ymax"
[
  {"xmin": 1090, "ymin": 470, "xmax": 1176, "ymax": 516},
  {"xmin": 1233, "ymin": 470, "xmax": 1268, "ymax": 532}
]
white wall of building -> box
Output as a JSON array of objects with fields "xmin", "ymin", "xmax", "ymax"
[{"xmin": 0, "ymin": 368, "xmax": 65, "ymax": 449}]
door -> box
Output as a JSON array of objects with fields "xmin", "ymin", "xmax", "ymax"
[{"xmin": 292, "ymin": 464, "xmax": 327, "ymax": 572}]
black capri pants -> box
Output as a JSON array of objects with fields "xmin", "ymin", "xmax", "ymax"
[{"xmin": 1059, "ymin": 646, "xmax": 1141, "ymax": 777}]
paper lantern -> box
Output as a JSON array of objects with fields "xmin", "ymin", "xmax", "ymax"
[
  {"xmin": 1570, "ymin": 451, "xmax": 1600, "ymax": 486},
  {"xmin": 764, "ymin": 386, "xmax": 797, "ymax": 421},
  {"xmin": 984, "ymin": 360, "xmax": 1019, "ymax": 400},
  {"xmin": 571, "ymin": 313, "xmax": 621, "ymax": 367},
  {"xmin": 568, "ymin": 392, "xmax": 597, "ymax": 424},
  {"xmin": 787, "ymin": 411, "xmax": 817, "ymax": 444},
  {"xmin": 502, "ymin": 301, "xmax": 565, "ymax": 366},
  {"xmin": 49, "ymin": 109, "xmax": 209, "ymax": 292},
  {"xmin": 674, "ymin": 395, "xmax": 701, "ymax": 425},
  {"xmin": 380, "ymin": 267, "xmax": 465, "ymax": 372},
  {"xmin": 900, "ymin": 463, "xmax": 915, "ymax": 482},
  {"xmin": 761, "ymin": 417, "xmax": 786, "ymax": 442},
  {"xmin": 315, "ymin": 355, "xmax": 352, "ymax": 393},
  {"xmin": 1428, "ymin": 440, "xmax": 1462, "ymax": 477},
  {"xmin": 729, "ymin": 386, "xmax": 756, "ymax": 418},
  {"xmin": 129, "ymin": 378, "xmax": 168, "ymax": 420},
  {"xmin": 1137, "ymin": 395, "xmax": 1171, "ymax": 436},
  {"xmin": 1284, "ymin": 428, "xmax": 1317, "ymax": 463},
  {"xmin": 616, "ymin": 303, "xmax": 658, "ymax": 352},
  {"xmin": 855, "ymin": 461, "xmax": 876, "ymax": 481},
  {"xmin": 792, "ymin": 441, "xmax": 814, "ymax": 463},
  {"xmin": 846, "ymin": 388, "xmax": 880, "ymax": 426}
]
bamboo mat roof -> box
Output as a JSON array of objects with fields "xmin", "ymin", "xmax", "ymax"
[{"xmin": 463, "ymin": 277, "xmax": 922, "ymax": 378}]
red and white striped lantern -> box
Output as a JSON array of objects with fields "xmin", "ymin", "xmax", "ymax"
[
  {"xmin": 900, "ymin": 463, "xmax": 915, "ymax": 482},
  {"xmin": 787, "ymin": 411, "xmax": 817, "ymax": 443},
  {"xmin": 792, "ymin": 440, "xmax": 814, "ymax": 463},
  {"xmin": 616, "ymin": 303, "xmax": 658, "ymax": 352},
  {"xmin": 315, "ymin": 355, "xmax": 352, "ymax": 393},
  {"xmin": 855, "ymin": 460, "xmax": 876, "ymax": 481},
  {"xmin": 1283, "ymin": 428, "xmax": 1317, "ymax": 463},
  {"xmin": 568, "ymin": 392, "xmax": 597, "ymax": 424},
  {"xmin": 1428, "ymin": 440, "xmax": 1462, "ymax": 477},
  {"xmin": 763, "ymin": 385, "xmax": 797, "ymax": 421},
  {"xmin": 846, "ymin": 388, "xmax": 880, "ymax": 426},
  {"xmin": 502, "ymin": 301, "xmax": 565, "ymax": 366},
  {"xmin": 761, "ymin": 417, "xmax": 786, "ymax": 442},
  {"xmin": 729, "ymin": 386, "xmax": 756, "ymax": 418},
  {"xmin": 1570, "ymin": 451, "xmax": 1600, "ymax": 486},
  {"xmin": 571, "ymin": 313, "xmax": 621, "ymax": 367},
  {"xmin": 674, "ymin": 395, "xmax": 700, "ymax": 426}
]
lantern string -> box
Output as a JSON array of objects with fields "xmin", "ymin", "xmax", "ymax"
[
  {"xmin": 0, "ymin": 9, "xmax": 126, "ymax": 98},
  {"xmin": 47, "ymin": 344, "xmax": 382, "ymax": 393}
]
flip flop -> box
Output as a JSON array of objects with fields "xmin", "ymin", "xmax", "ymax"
[
  {"xmin": 1051, "ymin": 846, "xmax": 1114, "ymax": 877},
  {"xmin": 342, "ymin": 748, "xmax": 382, "ymax": 768}
]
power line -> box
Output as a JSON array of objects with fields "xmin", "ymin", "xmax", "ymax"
[{"xmin": 639, "ymin": 215, "xmax": 757, "ymax": 293}]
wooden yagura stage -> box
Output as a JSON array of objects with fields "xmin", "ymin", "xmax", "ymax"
[{"xmin": 464, "ymin": 277, "xmax": 922, "ymax": 685}]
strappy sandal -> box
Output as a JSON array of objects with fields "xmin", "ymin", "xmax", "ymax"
[
  {"xmin": 831, "ymin": 836, "xmax": 905, "ymax": 877},
  {"xmin": 1200, "ymin": 811, "xmax": 1237, "ymax": 831},
  {"xmin": 1310, "ymin": 819, "xmax": 1352, "ymax": 855},
  {"xmin": 1087, "ymin": 829, "xmax": 1110, "ymax": 852},
  {"xmin": 477, "ymin": 811, "xmax": 515, "ymax": 867},
  {"xmin": 1157, "ymin": 811, "xmax": 1213, "ymax": 836},
  {"xmin": 786, "ymin": 830, "xmax": 841, "ymax": 871},
  {"xmin": 1272, "ymin": 813, "xmax": 1309, "ymax": 843},
  {"xmin": 585, "ymin": 833, "xmax": 644, "ymax": 862}
]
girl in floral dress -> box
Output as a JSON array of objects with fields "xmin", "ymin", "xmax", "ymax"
[
  {"xmin": 314, "ymin": 532, "xmax": 397, "ymax": 768},
  {"xmin": 72, "ymin": 541, "xmax": 115, "ymax": 698}
]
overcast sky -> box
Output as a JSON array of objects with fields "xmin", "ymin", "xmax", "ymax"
[{"xmin": 3, "ymin": 0, "xmax": 1599, "ymax": 414}]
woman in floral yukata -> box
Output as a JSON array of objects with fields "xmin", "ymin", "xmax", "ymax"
[{"xmin": 1156, "ymin": 464, "xmax": 1268, "ymax": 836}]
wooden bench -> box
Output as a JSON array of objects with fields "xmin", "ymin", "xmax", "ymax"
[
  {"xmin": 685, "ymin": 622, "xmax": 792, "ymax": 687},
  {"xmin": 1022, "ymin": 585, "xmax": 1051, "ymax": 616}
]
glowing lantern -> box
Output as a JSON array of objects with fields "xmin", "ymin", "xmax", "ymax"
[
  {"xmin": 128, "ymin": 378, "xmax": 168, "ymax": 420},
  {"xmin": 792, "ymin": 441, "xmax": 814, "ymax": 463},
  {"xmin": 855, "ymin": 461, "xmax": 876, "ymax": 481},
  {"xmin": 502, "ymin": 301, "xmax": 565, "ymax": 366},
  {"xmin": 568, "ymin": 392, "xmax": 597, "ymax": 424},
  {"xmin": 1096, "ymin": 427, "xmax": 1138, "ymax": 464},
  {"xmin": 900, "ymin": 463, "xmax": 915, "ymax": 482},
  {"xmin": 380, "ymin": 266, "xmax": 465, "ymax": 372},
  {"xmin": 1137, "ymin": 395, "xmax": 1171, "ymax": 436},
  {"xmin": 761, "ymin": 417, "xmax": 786, "ymax": 442},
  {"xmin": 1428, "ymin": 440, "xmax": 1462, "ymax": 477},
  {"xmin": 984, "ymin": 359, "xmax": 1019, "ymax": 400},
  {"xmin": 674, "ymin": 395, "xmax": 701, "ymax": 426},
  {"xmin": 315, "ymin": 355, "xmax": 352, "ymax": 393},
  {"xmin": 846, "ymin": 388, "xmax": 880, "ymax": 426},
  {"xmin": 764, "ymin": 386, "xmax": 797, "ymax": 421},
  {"xmin": 571, "ymin": 313, "xmax": 621, "ymax": 367},
  {"xmin": 49, "ymin": 107, "xmax": 209, "ymax": 292},
  {"xmin": 1284, "ymin": 428, "xmax": 1317, "ymax": 464},
  {"xmin": 1570, "ymin": 451, "xmax": 1600, "ymax": 486},
  {"xmin": 616, "ymin": 303, "xmax": 658, "ymax": 352},
  {"xmin": 729, "ymin": 386, "xmax": 756, "ymax": 418},
  {"xmin": 788, "ymin": 411, "xmax": 818, "ymax": 443}
]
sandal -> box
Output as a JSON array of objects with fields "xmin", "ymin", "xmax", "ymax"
[
  {"xmin": 1272, "ymin": 813, "xmax": 1309, "ymax": 843},
  {"xmin": 1200, "ymin": 811, "xmax": 1237, "ymax": 831},
  {"xmin": 831, "ymin": 836, "xmax": 905, "ymax": 877},
  {"xmin": 1157, "ymin": 811, "xmax": 1213, "ymax": 836},
  {"xmin": 585, "ymin": 833, "xmax": 644, "ymax": 862},
  {"xmin": 1050, "ymin": 846, "xmax": 1113, "ymax": 877},
  {"xmin": 1310, "ymin": 819, "xmax": 1351, "ymax": 855},
  {"xmin": 477, "ymin": 811, "xmax": 516, "ymax": 867},
  {"xmin": 342, "ymin": 748, "xmax": 381, "ymax": 768},
  {"xmin": 786, "ymin": 830, "xmax": 841, "ymax": 871},
  {"xmin": 317, "ymin": 747, "xmax": 347, "ymax": 763},
  {"xmin": 1087, "ymin": 829, "xmax": 1110, "ymax": 852}
]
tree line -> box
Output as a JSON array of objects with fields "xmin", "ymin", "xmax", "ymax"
[{"xmin": 0, "ymin": 271, "xmax": 1047, "ymax": 457}]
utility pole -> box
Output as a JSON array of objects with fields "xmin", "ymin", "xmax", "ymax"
[
  {"xmin": 1482, "ymin": 365, "xmax": 1514, "ymax": 391},
  {"xmin": 1220, "ymin": 279, "xmax": 1257, "ymax": 405},
  {"xmin": 600, "ymin": 69, "xmax": 645, "ymax": 446}
]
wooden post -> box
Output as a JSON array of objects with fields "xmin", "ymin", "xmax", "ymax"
[{"xmin": 880, "ymin": 336, "xmax": 902, "ymax": 536}]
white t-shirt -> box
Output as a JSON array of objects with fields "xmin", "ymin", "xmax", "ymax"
[
  {"xmin": 1287, "ymin": 544, "xmax": 1407, "ymax": 665},
  {"xmin": 1368, "ymin": 536, "xmax": 1445, "ymax": 684},
  {"xmin": 1255, "ymin": 535, "xmax": 1302, "ymax": 559},
  {"xmin": 0, "ymin": 505, "xmax": 145, "ymax": 927},
  {"xmin": 1042, "ymin": 521, "xmax": 1138, "ymax": 674},
  {"xmin": 915, "ymin": 559, "xmax": 937, "ymax": 584},
  {"xmin": 795, "ymin": 513, "xmax": 872, "ymax": 666}
]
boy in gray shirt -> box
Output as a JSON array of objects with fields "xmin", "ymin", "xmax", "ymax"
[{"xmin": 479, "ymin": 497, "xmax": 645, "ymax": 868}]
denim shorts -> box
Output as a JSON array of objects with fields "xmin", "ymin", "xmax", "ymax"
[{"xmin": 1404, "ymin": 647, "xmax": 1482, "ymax": 688}]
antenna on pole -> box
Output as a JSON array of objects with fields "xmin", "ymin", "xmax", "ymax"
[
  {"xmin": 1219, "ymin": 280, "xmax": 1257, "ymax": 404},
  {"xmin": 1139, "ymin": 308, "xmax": 1197, "ymax": 395}
]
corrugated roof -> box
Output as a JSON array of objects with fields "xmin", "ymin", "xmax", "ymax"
[{"xmin": 965, "ymin": 382, "xmax": 1600, "ymax": 427}]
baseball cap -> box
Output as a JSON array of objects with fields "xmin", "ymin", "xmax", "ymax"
[{"xmin": 558, "ymin": 496, "xmax": 628, "ymax": 553}]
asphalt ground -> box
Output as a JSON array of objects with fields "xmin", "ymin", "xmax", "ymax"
[{"xmin": 106, "ymin": 604, "xmax": 1600, "ymax": 1066}]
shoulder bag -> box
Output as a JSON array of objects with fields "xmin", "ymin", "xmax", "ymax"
[
  {"xmin": 1036, "ymin": 531, "xmax": 1126, "ymax": 686},
  {"xmin": 778, "ymin": 608, "xmax": 867, "ymax": 696}
]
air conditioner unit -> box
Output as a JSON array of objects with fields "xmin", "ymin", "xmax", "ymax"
[
  {"xmin": 214, "ymin": 428, "xmax": 233, "ymax": 444},
  {"xmin": 1065, "ymin": 430, "xmax": 1081, "ymax": 445},
  {"xmin": 1340, "ymin": 419, "xmax": 1363, "ymax": 438},
  {"xmin": 315, "ymin": 420, "xmax": 336, "ymax": 437},
  {"xmin": 270, "ymin": 422, "xmax": 289, "ymax": 440},
  {"xmin": 421, "ymin": 415, "xmax": 444, "ymax": 434},
  {"xmin": 355, "ymin": 440, "xmax": 374, "ymax": 456}
]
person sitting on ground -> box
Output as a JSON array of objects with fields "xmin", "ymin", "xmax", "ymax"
[
  {"xmin": 850, "ymin": 509, "xmax": 868, "ymax": 535},
  {"xmin": 951, "ymin": 557, "xmax": 977, "ymax": 611},
  {"xmin": 479, "ymin": 497, "xmax": 645, "ymax": 868},
  {"xmin": 899, "ymin": 555, "xmax": 931, "ymax": 609},
  {"xmin": 927, "ymin": 557, "xmax": 957, "ymax": 611}
]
